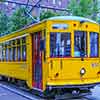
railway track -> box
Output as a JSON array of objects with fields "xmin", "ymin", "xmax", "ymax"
[
  {"xmin": 0, "ymin": 82, "xmax": 42, "ymax": 100},
  {"xmin": 0, "ymin": 82, "xmax": 84, "ymax": 100},
  {"xmin": 0, "ymin": 81, "xmax": 99, "ymax": 100}
]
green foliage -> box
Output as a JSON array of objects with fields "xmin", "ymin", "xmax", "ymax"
[
  {"xmin": 10, "ymin": 7, "xmax": 32, "ymax": 32},
  {"xmin": 0, "ymin": 11, "xmax": 9, "ymax": 36},
  {"xmin": 40, "ymin": 10, "xmax": 60, "ymax": 21},
  {"xmin": 0, "ymin": 5, "xmax": 62, "ymax": 36},
  {"xmin": 0, "ymin": 8, "xmax": 59, "ymax": 35},
  {"xmin": 91, "ymin": 0, "xmax": 99, "ymax": 21},
  {"xmin": 67, "ymin": 0, "xmax": 99, "ymax": 21},
  {"xmin": 0, "ymin": 0, "xmax": 6, "ymax": 2}
]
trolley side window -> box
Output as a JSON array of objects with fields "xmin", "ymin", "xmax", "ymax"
[
  {"xmin": 90, "ymin": 32, "xmax": 99, "ymax": 57},
  {"xmin": 22, "ymin": 37, "xmax": 26, "ymax": 61},
  {"xmin": 74, "ymin": 31, "xmax": 87, "ymax": 57},
  {"xmin": 0, "ymin": 36, "xmax": 27, "ymax": 62},
  {"xmin": 0, "ymin": 44, "xmax": 2, "ymax": 61},
  {"xmin": 17, "ymin": 39, "xmax": 21, "ymax": 61},
  {"xmin": 12, "ymin": 40, "xmax": 16, "ymax": 61},
  {"xmin": 50, "ymin": 32, "xmax": 71, "ymax": 57},
  {"xmin": 5, "ymin": 42, "xmax": 9, "ymax": 61},
  {"xmin": 2, "ymin": 43, "xmax": 6, "ymax": 61}
]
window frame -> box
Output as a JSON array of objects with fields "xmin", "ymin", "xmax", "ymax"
[
  {"xmin": 74, "ymin": 31, "xmax": 88, "ymax": 58},
  {"xmin": 0, "ymin": 36, "xmax": 27, "ymax": 62},
  {"xmin": 50, "ymin": 32, "xmax": 72, "ymax": 58},
  {"xmin": 22, "ymin": 37, "xmax": 27, "ymax": 61},
  {"xmin": 89, "ymin": 32, "xmax": 99, "ymax": 58}
]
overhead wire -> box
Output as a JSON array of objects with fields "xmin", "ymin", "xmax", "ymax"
[{"xmin": 0, "ymin": 0, "xmax": 70, "ymax": 23}]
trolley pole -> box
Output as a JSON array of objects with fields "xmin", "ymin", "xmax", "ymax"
[{"xmin": 36, "ymin": 4, "xmax": 41, "ymax": 22}]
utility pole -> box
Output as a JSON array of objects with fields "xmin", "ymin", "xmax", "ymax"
[
  {"xmin": 34, "ymin": 0, "xmax": 42, "ymax": 22},
  {"xmin": 36, "ymin": 4, "xmax": 41, "ymax": 21}
]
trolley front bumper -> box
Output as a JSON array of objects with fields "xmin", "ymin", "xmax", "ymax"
[{"xmin": 47, "ymin": 82, "xmax": 100, "ymax": 90}]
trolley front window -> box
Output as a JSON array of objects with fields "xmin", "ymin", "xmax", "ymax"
[
  {"xmin": 50, "ymin": 32, "xmax": 71, "ymax": 57},
  {"xmin": 90, "ymin": 32, "xmax": 99, "ymax": 57},
  {"xmin": 74, "ymin": 31, "xmax": 87, "ymax": 57}
]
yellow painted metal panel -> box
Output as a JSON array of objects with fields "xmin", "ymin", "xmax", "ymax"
[
  {"xmin": 26, "ymin": 35, "xmax": 33, "ymax": 88},
  {"xmin": 48, "ymin": 58, "xmax": 100, "ymax": 85},
  {"xmin": 0, "ymin": 62, "xmax": 27, "ymax": 80},
  {"xmin": 87, "ymin": 32, "xmax": 90, "ymax": 57}
]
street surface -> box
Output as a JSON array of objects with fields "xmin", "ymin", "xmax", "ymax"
[
  {"xmin": 89, "ymin": 85, "xmax": 100, "ymax": 99},
  {"xmin": 70, "ymin": 85, "xmax": 100, "ymax": 100},
  {"xmin": 0, "ymin": 85, "xmax": 100, "ymax": 100},
  {"xmin": 0, "ymin": 86, "xmax": 31, "ymax": 100}
]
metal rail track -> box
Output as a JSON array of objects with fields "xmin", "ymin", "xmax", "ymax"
[
  {"xmin": 0, "ymin": 82, "xmax": 85, "ymax": 100},
  {"xmin": 0, "ymin": 81, "xmax": 97, "ymax": 100},
  {"xmin": 0, "ymin": 82, "xmax": 42, "ymax": 100}
]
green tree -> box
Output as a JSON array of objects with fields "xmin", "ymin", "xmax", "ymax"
[
  {"xmin": 40, "ymin": 10, "xmax": 60, "ymax": 21},
  {"xmin": 92, "ymin": 0, "xmax": 99, "ymax": 21},
  {"xmin": 0, "ymin": 11, "xmax": 9, "ymax": 36},
  {"xmin": 10, "ymin": 7, "xmax": 32, "ymax": 32},
  {"xmin": 67, "ymin": 0, "xmax": 99, "ymax": 21},
  {"xmin": 0, "ymin": 0, "xmax": 6, "ymax": 2}
]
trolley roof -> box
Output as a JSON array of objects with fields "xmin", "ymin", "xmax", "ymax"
[{"xmin": 47, "ymin": 16, "xmax": 98, "ymax": 24}]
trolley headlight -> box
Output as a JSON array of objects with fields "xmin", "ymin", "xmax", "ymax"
[{"xmin": 80, "ymin": 68, "xmax": 86, "ymax": 76}]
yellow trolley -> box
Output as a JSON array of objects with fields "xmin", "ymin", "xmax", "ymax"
[{"xmin": 0, "ymin": 16, "xmax": 100, "ymax": 97}]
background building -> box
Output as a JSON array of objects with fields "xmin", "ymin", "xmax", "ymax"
[{"xmin": 0, "ymin": 0, "xmax": 69, "ymax": 16}]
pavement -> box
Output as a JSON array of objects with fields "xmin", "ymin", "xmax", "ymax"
[
  {"xmin": 0, "ymin": 85, "xmax": 100, "ymax": 100},
  {"xmin": 86, "ymin": 85, "xmax": 100, "ymax": 100},
  {"xmin": 70, "ymin": 85, "xmax": 100, "ymax": 100},
  {"xmin": 0, "ymin": 86, "xmax": 30, "ymax": 100}
]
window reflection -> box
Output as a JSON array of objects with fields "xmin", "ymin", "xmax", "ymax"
[
  {"xmin": 0, "ymin": 36, "xmax": 27, "ymax": 62},
  {"xmin": 74, "ymin": 31, "xmax": 87, "ymax": 57},
  {"xmin": 50, "ymin": 32, "xmax": 71, "ymax": 57},
  {"xmin": 90, "ymin": 32, "xmax": 99, "ymax": 57},
  {"xmin": 22, "ymin": 45, "xmax": 26, "ymax": 61}
]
